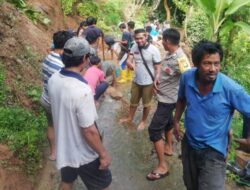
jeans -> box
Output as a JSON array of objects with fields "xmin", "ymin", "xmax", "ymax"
[
  {"xmin": 182, "ymin": 136, "xmax": 226, "ymax": 190},
  {"xmin": 94, "ymin": 81, "xmax": 109, "ymax": 100}
]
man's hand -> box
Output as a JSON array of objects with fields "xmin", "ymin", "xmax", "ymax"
[
  {"xmin": 153, "ymin": 74, "xmax": 160, "ymax": 92},
  {"xmin": 99, "ymin": 151, "xmax": 111, "ymax": 170},
  {"xmin": 173, "ymin": 121, "xmax": 182, "ymax": 142},
  {"xmin": 127, "ymin": 62, "xmax": 135, "ymax": 70}
]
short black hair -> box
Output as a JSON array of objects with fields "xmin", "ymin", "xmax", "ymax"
[
  {"xmin": 127, "ymin": 21, "xmax": 135, "ymax": 29},
  {"xmin": 134, "ymin": 28, "xmax": 146, "ymax": 35},
  {"xmin": 119, "ymin": 23, "xmax": 126, "ymax": 29},
  {"xmin": 192, "ymin": 40, "xmax": 224, "ymax": 66},
  {"xmin": 89, "ymin": 55, "xmax": 101, "ymax": 65},
  {"xmin": 80, "ymin": 20, "xmax": 87, "ymax": 27},
  {"xmin": 162, "ymin": 28, "xmax": 180, "ymax": 45},
  {"xmin": 86, "ymin": 16, "xmax": 97, "ymax": 26},
  {"xmin": 145, "ymin": 26, "xmax": 152, "ymax": 33},
  {"xmin": 53, "ymin": 31, "xmax": 74, "ymax": 49},
  {"xmin": 62, "ymin": 54, "xmax": 85, "ymax": 68}
]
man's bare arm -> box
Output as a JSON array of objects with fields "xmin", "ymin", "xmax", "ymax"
[{"xmin": 81, "ymin": 124, "xmax": 111, "ymax": 169}]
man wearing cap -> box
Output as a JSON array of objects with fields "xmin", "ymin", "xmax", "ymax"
[{"xmin": 48, "ymin": 37, "xmax": 112, "ymax": 190}]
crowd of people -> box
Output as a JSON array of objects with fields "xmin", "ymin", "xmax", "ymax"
[{"xmin": 40, "ymin": 16, "xmax": 250, "ymax": 190}]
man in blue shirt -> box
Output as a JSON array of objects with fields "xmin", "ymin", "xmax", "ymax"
[{"xmin": 173, "ymin": 40, "xmax": 250, "ymax": 190}]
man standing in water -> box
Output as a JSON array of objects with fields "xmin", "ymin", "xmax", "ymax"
[
  {"xmin": 48, "ymin": 37, "xmax": 111, "ymax": 190},
  {"xmin": 120, "ymin": 28, "xmax": 161, "ymax": 130},
  {"xmin": 147, "ymin": 28, "xmax": 190, "ymax": 180},
  {"xmin": 174, "ymin": 40, "xmax": 250, "ymax": 190}
]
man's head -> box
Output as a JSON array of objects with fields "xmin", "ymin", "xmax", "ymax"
[
  {"xmin": 162, "ymin": 28, "xmax": 180, "ymax": 51},
  {"xmin": 62, "ymin": 37, "xmax": 90, "ymax": 69},
  {"xmin": 119, "ymin": 22, "xmax": 126, "ymax": 32},
  {"xmin": 134, "ymin": 28, "xmax": 147, "ymax": 47},
  {"xmin": 86, "ymin": 16, "xmax": 97, "ymax": 26},
  {"xmin": 80, "ymin": 20, "xmax": 88, "ymax": 29},
  {"xmin": 89, "ymin": 55, "xmax": 101, "ymax": 65},
  {"xmin": 145, "ymin": 26, "xmax": 152, "ymax": 34},
  {"xmin": 192, "ymin": 40, "xmax": 224, "ymax": 83},
  {"xmin": 127, "ymin": 21, "xmax": 135, "ymax": 30},
  {"xmin": 53, "ymin": 30, "xmax": 74, "ymax": 49}
]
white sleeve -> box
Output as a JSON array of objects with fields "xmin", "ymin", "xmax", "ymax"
[
  {"xmin": 152, "ymin": 46, "xmax": 161, "ymax": 64},
  {"xmin": 75, "ymin": 91, "xmax": 98, "ymax": 128},
  {"xmin": 130, "ymin": 44, "xmax": 137, "ymax": 55}
]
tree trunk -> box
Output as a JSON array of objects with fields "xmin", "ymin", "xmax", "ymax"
[{"xmin": 163, "ymin": 0, "xmax": 171, "ymax": 22}]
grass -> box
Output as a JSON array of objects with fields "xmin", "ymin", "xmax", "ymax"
[{"xmin": 0, "ymin": 61, "xmax": 47, "ymax": 175}]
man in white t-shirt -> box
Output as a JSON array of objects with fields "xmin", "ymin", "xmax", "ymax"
[
  {"xmin": 120, "ymin": 28, "xmax": 161, "ymax": 130},
  {"xmin": 48, "ymin": 37, "xmax": 111, "ymax": 190}
]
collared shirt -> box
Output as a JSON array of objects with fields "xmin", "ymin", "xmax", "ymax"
[
  {"xmin": 178, "ymin": 68, "xmax": 250, "ymax": 157},
  {"xmin": 48, "ymin": 69, "xmax": 98, "ymax": 169},
  {"xmin": 41, "ymin": 52, "xmax": 64, "ymax": 104},
  {"xmin": 157, "ymin": 47, "xmax": 188, "ymax": 103},
  {"xmin": 130, "ymin": 43, "xmax": 161, "ymax": 85}
]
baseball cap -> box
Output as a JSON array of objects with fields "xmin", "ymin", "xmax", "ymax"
[{"xmin": 63, "ymin": 37, "xmax": 90, "ymax": 57}]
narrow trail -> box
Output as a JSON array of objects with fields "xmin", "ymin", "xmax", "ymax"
[{"xmin": 36, "ymin": 81, "xmax": 247, "ymax": 190}]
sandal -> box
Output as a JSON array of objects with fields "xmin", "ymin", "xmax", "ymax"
[{"xmin": 146, "ymin": 171, "xmax": 169, "ymax": 181}]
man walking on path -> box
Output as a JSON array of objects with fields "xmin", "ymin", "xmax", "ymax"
[
  {"xmin": 40, "ymin": 30, "xmax": 73, "ymax": 161},
  {"xmin": 173, "ymin": 40, "xmax": 250, "ymax": 190},
  {"xmin": 48, "ymin": 37, "xmax": 112, "ymax": 190},
  {"xmin": 120, "ymin": 28, "xmax": 161, "ymax": 131},
  {"xmin": 146, "ymin": 28, "xmax": 190, "ymax": 181}
]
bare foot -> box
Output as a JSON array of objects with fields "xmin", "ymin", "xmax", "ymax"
[
  {"xmin": 137, "ymin": 121, "xmax": 146, "ymax": 131},
  {"xmin": 48, "ymin": 154, "xmax": 56, "ymax": 161},
  {"xmin": 164, "ymin": 144, "xmax": 173, "ymax": 156},
  {"xmin": 119, "ymin": 117, "xmax": 132, "ymax": 124}
]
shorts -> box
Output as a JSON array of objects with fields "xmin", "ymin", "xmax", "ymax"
[
  {"xmin": 40, "ymin": 97, "xmax": 53, "ymax": 126},
  {"xmin": 148, "ymin": 102, "xmax": 175, "ymax": 142},
  {"xmin": 130, "ymin": 82, "xmax": 153, "ymax": 107},
  {"xmin": 61, "ymin": 158, "xmax": 112, "ymax": 190}
]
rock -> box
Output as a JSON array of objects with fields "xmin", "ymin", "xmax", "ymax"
[{"xmin": 105, "ymin": 86, "xmax": 123, "ymax": 100}]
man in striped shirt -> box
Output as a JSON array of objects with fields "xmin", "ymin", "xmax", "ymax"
[{"xmin": 40, "ymin": 31, "xmax": 73, "ymax": 161}]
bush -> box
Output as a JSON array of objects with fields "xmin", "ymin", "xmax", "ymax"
[
  {"xmin": 61, "ymin": 0, "xmax": 76, "ymax": 15},
  {"xmin": 100, "ymin": 1, "xmax": 123, "ymax": 26},
  {"xmin": 221, "ymin": 31, "xmax": 250, "ymax": 93},
  {"xmin": 0, "ymin": 106, "xmax": 47, "ymax": 174},
  {"xmin": 186, "ymin": 8, "xmax": 209, "ymax": 47},
  {"xmin": 77, "ymin": 1, "xmax": 99, "ymax": 18}
]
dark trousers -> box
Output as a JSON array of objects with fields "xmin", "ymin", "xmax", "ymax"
[
  {"xmin": 242, "ymin": 115, "xmax": 250, "ymax": 138},
  {"xmin": 182, "ymin": 136, "xmax": 226, "ymax": 190},
  {"xmin": 94, "ymin": 81, "xmax": 109, "ymax": 100}
]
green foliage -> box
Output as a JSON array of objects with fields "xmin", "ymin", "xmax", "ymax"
[
  {"xmin": 134, "ymin": 6, "xmax": 149, "ymax": 28},
  {"xmin": 77, "ymin": 1, "xmax": 99, "ymax": 18},
  {"xmin": 186, "ymin": 8, "xmax": 209, "ymax": 47},
  {"xmin": 0, "ymin": 107, "xmax": 46, "ymax": 174},
  {"xmin": 99, "ymin": 1, "xmax": 123, "ymax": 26},
  {"xmin": 221, "ymin": 31, "xmax": 250, "ymax": 93},
  {"xmin": 172, "ymin": 0, "xmax": 190, "ymax": 13},
  {"xmin": 192, "ymin": 0, "xmax": 250, "ymax": 40},
  {"xmin": 61, "ymin": 0, "xmax": 76, "ymax": 15},
  {"xmin": 0, "ymin": 64, "xmax": 6, "ymax": 105},
  {"xmin": 8, "ymin": 0, "xmax": 51, "ymax": 25},
  {"xmin": 27, "ymin": 85, "xmax": 41, "ymax": 103},
  {"xmin": 0, "ymin": 61, "xmax": 47, "ymax": 175}
]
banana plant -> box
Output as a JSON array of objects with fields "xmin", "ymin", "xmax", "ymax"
[{"xmin": 192, "ymin": 0, "xmax": 250, "ymax": 41}]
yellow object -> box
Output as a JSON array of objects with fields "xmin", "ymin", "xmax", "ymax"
[
  {"xmin": 117, "ymin": 69, "xmax": 127, "ymax": 83},
  {"xmin": 127, "ymin": 69, "xmax": 134, "ymax": 81},
  {"xmin": 177, "ymin": 56, "xmax": 191, "ymax": 73}
]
